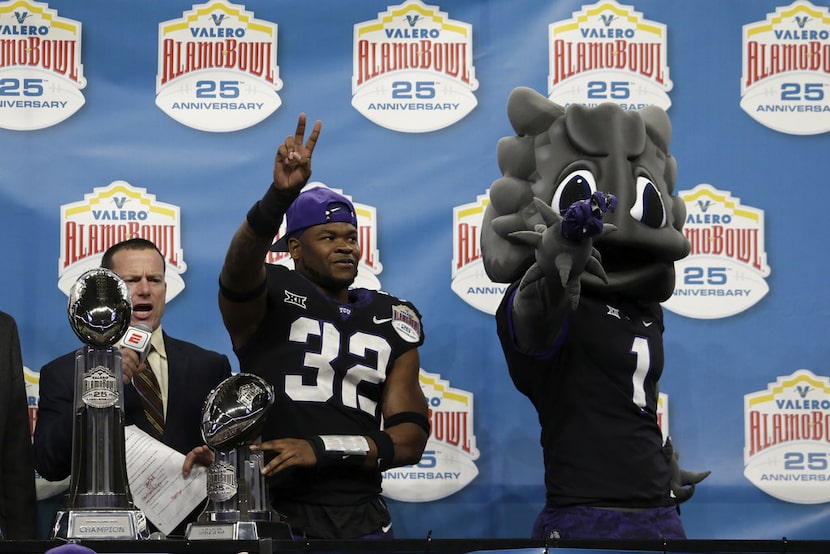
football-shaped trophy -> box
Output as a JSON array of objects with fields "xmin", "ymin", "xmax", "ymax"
[
  {"xmin": 187, "ymin": 373, "xmax": 291, "ymax": 540},
  {"xmin": 53, "ymin": 268, "xmax": 150, "ymax": 540},
  {"xmin": 68, "ymin": 267, "xmax": 132, "ymax": 347},
  {"xmin": 201, "ymin": 373, "xmax": 274, "ymax": 450}
]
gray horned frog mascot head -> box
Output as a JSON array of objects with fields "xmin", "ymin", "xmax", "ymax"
[{"xmin": 481, "ymin": 86, "xmax": 690, "ymax": 305}]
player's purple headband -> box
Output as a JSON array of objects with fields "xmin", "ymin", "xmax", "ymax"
[{"xmin": 270, "ymin": 186, "xmax": 357, "ymax": 252}]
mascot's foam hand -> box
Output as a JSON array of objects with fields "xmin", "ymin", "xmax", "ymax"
[
  {"xmin": 560, "ymin": 191, "xmax": 617, "ymax": 241},
  {"xmin": 666, "ymin": 437, "xmax": 711, "ymax": 504}
]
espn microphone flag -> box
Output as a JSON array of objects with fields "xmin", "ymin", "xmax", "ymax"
[{"xmin": 121, "ymin": 323, "xmax": 152, "ymax": 363}]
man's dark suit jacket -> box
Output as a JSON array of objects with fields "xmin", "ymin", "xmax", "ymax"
[
  {"xmin": 33, "ymin": 332, "xmax": 232, "ymax": 534},
  {"xmin": 0, "ymin": 311, "xmax": 37, "ymax": 539}
]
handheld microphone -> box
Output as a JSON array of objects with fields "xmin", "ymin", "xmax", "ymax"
[{"xmin": 120, "ymin": 322, "xmax": 153, "ymax": 364}]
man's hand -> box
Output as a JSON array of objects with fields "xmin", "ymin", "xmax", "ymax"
[
  {"xmin": 182, "ymin": 445, "xmax": 214, "ymax": 478},
  {"xmin": 273, "ymin": 113, "xmax": 321, "ymax": 195},
  {"xmin": 119, "ymin": 346, "xmax": 146, "ymax": 385},
  {"xmin": 250, "ymin": 438, "xmax": 319, "ymax": 476}
]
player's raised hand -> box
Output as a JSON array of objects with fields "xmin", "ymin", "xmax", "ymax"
[{"xmin": 273, "ymin": 113, "xmax": 322, "ymax": 195}]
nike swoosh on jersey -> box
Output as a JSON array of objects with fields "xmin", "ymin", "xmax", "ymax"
[
  {"xmin": 643, "ymin": 321, "xmax": 654, "ymax": 327},
  {"xmin": 373, "ymin": 316, "xmax": 393, "ymax": 324},
  {"xmin": 381, "ymin": 523, "xmax": 393, "ymax": 534}
]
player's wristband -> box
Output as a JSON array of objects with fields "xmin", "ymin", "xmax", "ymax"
[
  {"xmin": 368, "ymin": 429, "xmax": 396, "ymax": 471},
  {"xmin": 308, "ymin": 435, "xmax": 370, "ymax": 467},
  {"xmin": 246, "ymin": 183, "xmax": 297, "ymax": 238}
]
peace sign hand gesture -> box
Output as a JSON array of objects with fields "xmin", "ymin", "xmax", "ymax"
[{"xmin": 273, "ymin": 113, "xmax": 322, "ymax": 195}]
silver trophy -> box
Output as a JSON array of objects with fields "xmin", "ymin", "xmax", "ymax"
[
  {"xmin": 52, "ymin": 268, "xmax": 150, "ymax": 540},
  {"xmin": 186, "ymin": 373, "xmax": 291, "ymax": 540}
]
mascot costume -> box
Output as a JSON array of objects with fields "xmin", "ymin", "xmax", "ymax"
[{"xmin": 481, "ymin": 87, "xmax": 708, "ymax": 540}]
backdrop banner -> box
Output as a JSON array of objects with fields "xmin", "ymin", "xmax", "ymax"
[{"xmin": 3, "ymin": 0, "xmax": 829, "ymax": 541}]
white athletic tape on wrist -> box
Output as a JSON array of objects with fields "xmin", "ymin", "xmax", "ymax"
[{"xmin": 319, "ymin": 435, "xmax": 370, "ymax": 456}]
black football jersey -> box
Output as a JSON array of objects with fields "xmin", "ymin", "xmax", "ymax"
[
  {"xmin": 496, "ymin": 282, "xmax": 674, "ymax": 508},
  {"xmin": 238, "ymin": 265, "xmax": 424, "ymax": 506}
]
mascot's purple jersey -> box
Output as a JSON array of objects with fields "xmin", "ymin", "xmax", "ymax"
[
  {"xmin": 497, "ymin": 287, "xmax": 673, "ymax": 508},
  {"xmin": 481, "ymin": 87, "xmax": 699, "ymax": 537}
]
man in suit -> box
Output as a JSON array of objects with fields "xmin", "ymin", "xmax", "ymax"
[
  {"xmin": 0, "ymin": 310, "xmax": 37, "ymax": 539},
  {"xmin": 34, "ymin": 238, "xmax": 232, "ymax": 536}
]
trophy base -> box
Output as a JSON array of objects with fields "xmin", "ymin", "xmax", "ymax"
[
  {"xmin": 186, "ymin": 514, "xmax": 292, "ymax": 540},
  {"xmin": 52, "ymin": 509, "xmax": 151, "ymax": 540}
]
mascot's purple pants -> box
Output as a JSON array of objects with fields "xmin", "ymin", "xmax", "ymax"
[{"xmin": 532, "ymin": 505, "xmax": 686, "ymax": 540}]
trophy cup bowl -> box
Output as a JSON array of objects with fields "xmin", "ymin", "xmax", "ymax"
[
  {"xmin": 68, "ymin": 268, "xmax": 132, "ymax": 347},
  {"xmin": 201, "ymin": 373, "xmax": 275, "ymax": 451}
]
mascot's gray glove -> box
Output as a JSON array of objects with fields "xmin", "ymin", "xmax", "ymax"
[
  {"xmin": 509, "ymin": 191, "xmax": 617, "ymax": 310},
  {"xmin": 666, "ymin": 437, "xmax": 711, "ymax": 504}
]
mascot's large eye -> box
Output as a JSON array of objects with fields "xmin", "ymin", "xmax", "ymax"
[
  {"xmin": 552, "ymin": 169, "xmax": 597, "ymax": 214},
  {"xmin": 630, "ymin": 176, "xmax": 667, "ymax": 228}
]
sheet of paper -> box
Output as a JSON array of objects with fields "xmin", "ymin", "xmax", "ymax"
[{"xmin": 124, "ymin": 425, "xmax": 207, "ymax": 536}]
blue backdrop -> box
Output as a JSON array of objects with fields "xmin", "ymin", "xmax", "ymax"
[{"xmin": 2, "ymin": 0, "xmax": 830, "ymax": 541}]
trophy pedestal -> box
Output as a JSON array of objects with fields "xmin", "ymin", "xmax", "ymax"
[
  {"xmin": 52, "ymin": 508, "xmax": 151, "ymax": 540},
  {"xmin": 186, "ymin": 516, "xmax": 292, "ymax": 540},
  {"xmin": 184, "ymin": 451, "xmax": 292, "ymax": 541}
]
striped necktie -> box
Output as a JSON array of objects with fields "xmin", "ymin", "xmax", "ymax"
[{"xmin": 133, "ymin": 359, "xmax": 165, "ymax": 440}]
